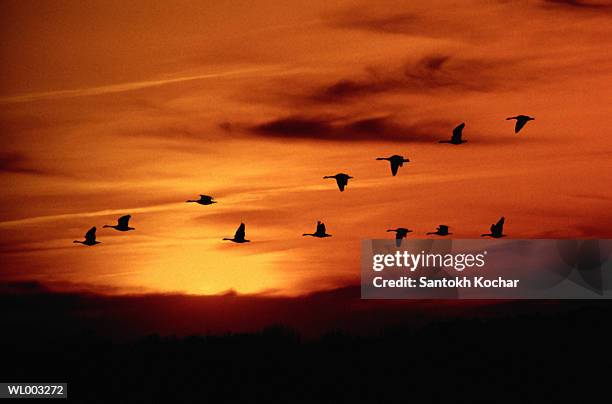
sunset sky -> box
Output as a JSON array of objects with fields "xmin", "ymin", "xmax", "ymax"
[{"xmin": 1, "ymin": 0, "xmax": 611, "ymax": 296}]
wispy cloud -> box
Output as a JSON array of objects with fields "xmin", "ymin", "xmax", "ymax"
[
  {"xmin": 0, "ymin": 202, "xmax": 184, "ymax": 228},
  {"xmin": 331, "ymin": 12, "xmax": 419, "ymax": 34},
  {"xmin": 325, "ymin": 4, "xmax": 495, "ymax": 40},
  {"xmin": 309, "ymin": 54, "xmax": 510, "ymax": 103},
  {"xmin": 543, "ymin": 0, "xmax": 612, "ymax": 10},
  {"xmin": 0, "ymin": 66, "xmax": 292, "ymax": 104},
  {"xmin": 247, "ymin": 115, "xmax": 452, "ymax": 142},
  {"xmin": 0, "ymin": 152, "xmax": 49, "ymax": 176}
]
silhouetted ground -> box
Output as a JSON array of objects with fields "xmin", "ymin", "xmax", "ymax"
[{"xmin": 1, "ymin": 282, "xmax": 611, "ymax": 403}]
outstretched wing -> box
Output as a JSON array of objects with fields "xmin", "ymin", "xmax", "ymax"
[
  {"xmin": 234, "ymin": 223, "xmax": 246, "ymax": 239},
  {"xmin": 515, "ymin": 119, "xmax": 527, "ymax": 133},
  {"xmin": 495, "ymin": 217, "xmax": 505, "ymax": 231},
  {"xmin": 118, "ymin": 215, "xmax": 131, "ymax": 227},
  {"xmin": 452, "ymin": 123, "xmax": 465, "ymax": 142},
  {"xmin": 85, "ymin": 227, "xmax": 97, "ymax": 243},
  {"xmin": 317, "ymin": 222, "xmax": 326, "ymax": 234},
  {"xmin": 390, "ymin": 160, "xmax": 400, "ymax": 176}
]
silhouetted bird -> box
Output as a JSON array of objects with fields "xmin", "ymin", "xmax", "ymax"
[
  {"xmin": 223, "ymin": 223, "xmax": 250, "ymax": 243},
  {"xmin": 186, "ymin": 195, "xmax": 217, "ymax": 205},
  {"xmin": 481, "ymin": 217, "xmax": 506, "ymax": 238},
  {"xmin": 73, "ymin": 227, "xmax": 100, "ymax": 246},
  {"xmin": 387, "ymin": 228, "xmax": 412, "ymax": 247},
  {"xmin": 439, "ymin": 123, "xmax": 467, "ymax": 144},
  {"xmin": 506, "ymin": 115, "xmax": 534, "ymax": 133},
  {"xmin": 427, "ymin": 225, "xmax": 452, "ymax": 236},
  {"xmin": 323, "ymin": 173, "xmax": 353, "ymax": 192},
  {"xmin": 303, "ymin": 221, "xmax": 332, "ymax": 238},
  {"xmin": 376, "ymin": 155, "xmax": 410, "ymax": 176},
  {"xmin": 103, "ymin": 215, "xmax": 135, "ymax": 232}
]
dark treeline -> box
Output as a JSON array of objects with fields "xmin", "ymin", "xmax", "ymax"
[{"xmin": 2, "ymin": 304, "xmax": 611, "ymax": 403}]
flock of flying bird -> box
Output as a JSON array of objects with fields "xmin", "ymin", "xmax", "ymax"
[{"xmin": 73, "ymin": 115, "xmax": 535, "ymax": 246}]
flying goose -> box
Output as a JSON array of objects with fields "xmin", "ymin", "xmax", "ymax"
[
  {"xmin": 387, "ymin": 227, "xmax": 412, "ymax": 247},
  {"xmin": 186, "ymin": 195, "xmax": 217, "ymax": 205},
  {"xmin": 73, "ymin": 227, "xmax": 100, "ymax": 246},
  {"xmin": 481, "ymin": 217, "xmax": 506, "ymax": 238},
  {"xmin": 103, "ymin": 215, "xmax": 135, "ymax": 232},
  {"xmin": 506, "ymin": 115, "xmax": 534, "ymax": 133},
  {"xmin": 303, "ymin": 221, "xmax": 332, "ymax": 238},
  {"xmin": 376, "ymin": 155, "xmax": 410, "ymax": 176},
  {"xmin": 427, "ymin": 225, "xmax": 452, "ymax": 236},
  {"xmin": 223, "ymin": 223, "xmax": 250, "ymax": 243},
  {"xmin": 323, "ymin": 173, "xmax": 353, "ymax": 192},
  {"xmin": 439, "ymin": 123, "xmax": 467, "ymax": 145}
]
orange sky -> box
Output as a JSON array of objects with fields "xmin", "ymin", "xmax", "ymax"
[{"xmin": 1, "ymin": 0, "xmax": 611, "ymax": 296}]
